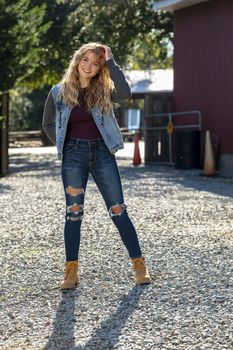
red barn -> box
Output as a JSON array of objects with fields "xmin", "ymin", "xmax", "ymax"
[{"xmin": 154, "ymin": 0, "xmax": 233, "ymax": 176}]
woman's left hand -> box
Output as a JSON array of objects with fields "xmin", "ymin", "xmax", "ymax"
[{"xmin": 102, "ymin": 45, "xmax": 114, "ymax": 61}]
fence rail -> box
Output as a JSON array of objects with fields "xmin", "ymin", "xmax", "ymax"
[{"xmin": 9, "ymin": 130, "xmax": 42, "ymax": 143}]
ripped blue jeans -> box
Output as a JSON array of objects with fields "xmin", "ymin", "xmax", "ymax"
[{"xmin": 61, "ymin": 138, "xmax": 142, "ymax": 261}]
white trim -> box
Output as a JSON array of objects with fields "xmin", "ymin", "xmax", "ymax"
[{"xmin": 153, "ymin": 0, "xmax": 210, "ymax": 11}]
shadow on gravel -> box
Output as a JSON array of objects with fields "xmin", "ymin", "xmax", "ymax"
[
  {"xmin": 119, "ymin": 163, "xmax": 233, "ymax": 199},
  {"xmin": 7, "ymin": 153, "xmax": 233, "ymax": 198},
  {"xmin": 44, "ymin": 285, "xmax": 146, "ymax": 350},
  {"xmin": 0, "ymin": 183, "xmax": 12, "ymax": 193},
  {"xmin": 9, "ymin": 155, "xmax": 60, "ymax": 177}
]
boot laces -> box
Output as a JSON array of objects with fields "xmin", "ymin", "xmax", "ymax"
[{"xmin": 133, "ymin": 258, "xmax": 146, "ymax": 271}]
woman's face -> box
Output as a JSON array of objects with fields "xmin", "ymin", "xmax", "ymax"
[{"xmin": 78, "ymin": 51, "xmax": 101, "ymax": 85}]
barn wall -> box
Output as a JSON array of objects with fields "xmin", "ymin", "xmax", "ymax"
[{"xmin": 173, "ymin": 0, "xmax": 233, "ymax": 165}]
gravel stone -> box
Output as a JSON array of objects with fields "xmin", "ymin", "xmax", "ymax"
[{"xmin": 0, "ymin": 151, "xmax": 233, "ymax": 350}]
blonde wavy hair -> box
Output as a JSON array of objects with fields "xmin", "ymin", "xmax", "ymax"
[{"xmin": 59, "ymin": 43, "xmax": 114, "ymax": 113}]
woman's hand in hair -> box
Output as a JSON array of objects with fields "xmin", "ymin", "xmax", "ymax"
[{"xmin": 102, "ymin": 45, "xmax": 114, "ymax": 61}]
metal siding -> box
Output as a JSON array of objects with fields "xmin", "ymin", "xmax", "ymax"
[{"xmin": 173, "ymin": 0, "xmax": 233, "ymax": 153}]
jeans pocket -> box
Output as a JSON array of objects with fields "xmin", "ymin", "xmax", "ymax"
[
  {"xmin": 63, "ymin": 142, "xmax": 77, "ymax": 153},
  {"xmin": 101, "ymin": 142, "xmax": 110, "ymax": 152}
]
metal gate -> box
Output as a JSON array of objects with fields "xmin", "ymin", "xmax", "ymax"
[{"xmin": 144, "ymin": 110, "xmax": 202, "ymax": 167}]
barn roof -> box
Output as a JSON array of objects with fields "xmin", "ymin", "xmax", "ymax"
[
  {"xmin": 153, "ymin": 0, "xmax": 210, "ymax": 11},
  {"xmin": 125, "ymin": 69, "xmax": 173, "ymax": 94}
]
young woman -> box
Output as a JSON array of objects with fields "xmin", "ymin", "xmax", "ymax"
[{"xmin": 42, "ymin": 42, "xmax": 151, "ymax": 289}]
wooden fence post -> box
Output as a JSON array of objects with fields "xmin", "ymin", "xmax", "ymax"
[{"xmin": 0, "ymin": 92, "xmax": 9, "ymax": 177}]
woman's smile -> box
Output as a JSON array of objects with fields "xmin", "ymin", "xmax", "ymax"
[{"xmin": 78, "ymin": 51, "xmax": 101, "ymax": 84}]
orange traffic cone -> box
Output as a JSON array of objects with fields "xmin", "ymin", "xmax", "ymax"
[
  {"xmin": 203, "ymin": 130, "xmax": 216, "ymax": 176},
  {"xmin": 133, "ymin": 131, "xmax": 141, "ymax": 166}
]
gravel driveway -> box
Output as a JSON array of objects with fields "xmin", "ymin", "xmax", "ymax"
[{"xmin": 1, "ymin": 150, "xmax": 233, "ymax": 350}]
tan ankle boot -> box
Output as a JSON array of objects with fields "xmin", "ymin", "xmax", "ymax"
[
  {"xmin": 60, "ymin": 261, "xmax": 79, "ymax": 290},
  {"xmin": 132, "ymin": 257, "xmax": 151, "ymax": 285}
]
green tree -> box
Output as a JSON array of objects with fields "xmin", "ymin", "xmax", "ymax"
[
  {"xmin": 19, "ymin": 0, "xmax": 173, "ymax": 89},
  {"xmin": 9, "ymin": 89, "xmax": 33, "ymax": 130},
  {"xmin": 1, "ymin": 0, "xmax": 172, "ymax": 91},
  {"xmin": 6, "ymin": 0, "xmax": 173, "ymax": 131},
  {"xmin": 127, "ymin": 31, "xmax": 173, "ymax": 70},
  {"xmin": 68, "ymin": 0, "xmax": 173, "ymax": 67},
  {"xmin": 24, "ymin": 0, "xmax": 82, "ymax": 89},
  {"xmin": 0, "ymin": 0, "xmax": 49, "ymax": 92}
]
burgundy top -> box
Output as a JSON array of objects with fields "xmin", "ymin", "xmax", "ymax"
[{"xmin": 66, "ymin": 91, "xmax": 102, "ymax": 140}]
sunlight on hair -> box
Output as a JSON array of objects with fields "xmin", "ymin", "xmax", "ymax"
[{"xmin": 60, "ymin": 43, "xmax": 114, "ymax": 114}]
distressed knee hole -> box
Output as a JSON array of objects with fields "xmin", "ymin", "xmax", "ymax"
[
  {"xmin": 69, "ymin": 204, "xmax": 81, "ymax": 212},
  {"xmin": 66, "ymin": 186, "xmax": 84, "ymax": 196},
  {"xmin": 112, "ymin": 205, "xmax": 123, "ymax": 215},
  {"xmin": 67, "ymin": 203, "xmax": 83, "ymax": 214},
  {"xmin": 67, "ymin": 203, "xmax": 84, "ymax": 221},
  {"xmin": 109, "ymin": 203, "xmax": 127, "ymax": 217}
]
